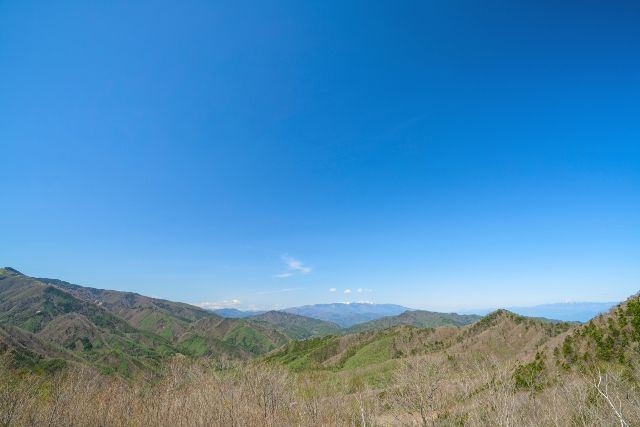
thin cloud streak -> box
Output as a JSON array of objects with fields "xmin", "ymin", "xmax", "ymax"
[
  {"xmin": 276, "ymin": 255, "xmax": 312, "ymax": 278},
  {"xmin": 275, "ymin": 272, "xmax": 294, "ymax": 278}
]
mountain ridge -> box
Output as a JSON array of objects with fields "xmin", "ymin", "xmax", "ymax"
[
  {"xmin": 345, "ymin": 309, "xmax": 482, "ymax": 333},
  {"xmin": 0, "ymin": 268, "xmax": 307, "ymax": 373}
]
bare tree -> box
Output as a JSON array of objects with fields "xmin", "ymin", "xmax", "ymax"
[
  {"xmin": 594, "ymin": 369, "xmax": 629, "ymax": 427},
  {"xmin": 388, "ymin": 356, "xmax": 447, "ymax": 426}
]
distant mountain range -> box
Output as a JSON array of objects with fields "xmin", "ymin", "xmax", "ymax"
[
  {"xmin": 213, "ymin": 304, "xmax": 482, "ymax": 335},
  {"xmin": 214, "ymin": 303, "xmax": 413, "ymax": 327},
  {"xmin": 282, "ymin": 303, "xmax": 410, "ymax": 327},
  {"xmin": 251, "ymin": 311, "xmax": 342, "ymax": 339},
  {"xmin": 215, "ymin": 300, "xmax": 617, "ymax": 326}
]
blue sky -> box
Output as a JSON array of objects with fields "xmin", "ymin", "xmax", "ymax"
[{"xmin": 1, "ymin": 1, "xmax": 639, "ymax": 311}]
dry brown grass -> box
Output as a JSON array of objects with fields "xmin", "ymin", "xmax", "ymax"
[{"xmin": 1, "ymin": 351, "xmax": 639, "ymax": 426}]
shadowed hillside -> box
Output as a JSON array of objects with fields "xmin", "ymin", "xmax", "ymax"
[
  {"xmin": 0, "ymin": 268, "xmax": 321, "ymax": 374},
  {"xmin": 0, "ymin": 268, "xmax": 177, "ymax": 375},
  {"xmin": 38, "ymin": 276, "xmax": 212, "ymax": 341},
  {"xmin": 250, "ymin": 311, "xmax": 342, "ymax": 339}
]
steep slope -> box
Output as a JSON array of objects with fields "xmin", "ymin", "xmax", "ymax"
[
  {"xmin": 474, "ymin": 296, "xmax": 640, "ymax": 396},
  {"xmin": 249, "ymin": 311, "xmax": 342, "ymax": 339},
  {"xmin": 0, "ymin": 268, "xmax": 177, "ymax": 375},
  {"xmin": 346, "ymin": 310, "xmax": 481, "ymax": 333},
  {"xmin": 266, "ymin": 310, "xmax": 574, "ymax": 372},
  {"xmin": 0, "ymin": 324, "xmax": 73, "ymax": 372},
  {"xmin": 176, "ymin": 316, "xmax": 289, "ymax": 357},
  {"xmin": 0, "ymin": 267, "xmax": 301, "ymax": 374},
  {"xmin": 40, "ymin": 277, "xmax": 211, "ymax": 341},
  {"xmin": 284, "ymin": 303, "xmax": 410, "ymax": 327},
  {"xmin": 553, "ymin": 293, "xmax": 640, "ymax": 370},
  {"xmin": 0, "ymin": 268, "xmax": 143, "ymax": 337},
  {"xmin": 36, "ymin": 271, "xmax": 297, "ymax": 357},
  {"xmin": 452, "ymin": 309, "xmax": 574, "ymax": 362},
  {"xmin": 264, "ymin": 325, "xmax": 459, "ymax": 372}
]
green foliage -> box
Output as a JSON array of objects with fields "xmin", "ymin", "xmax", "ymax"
[
  {"xmin": 342, "ymin": 336, "xmax": 393, "ymax": 370},
  {"xmin": 626, "ymin": 299, "xmax": 640, "ymax": 338},
  {"xmin": 557, "ymin": 296, "xmax": 640, "ymax": 373},
  {"xmin": 264, "ymin": 336, "xmax": 339, "ymax": 371},
  {"xmin": 178, "ymin": 335, "xmax": 209, "ymax": 357},
  {"xmin": 347, "ymin": 310, "xmax": 480, "ymax": 333},
  {"xmin": 224, "ymin": 324, "xmax": 277, "ymax": 355},
  {"xmin": 4, "ymin": 346, "xmax": 66, "ymax": 374},
  {"xmin": 562, "ymin": 335, "xmax": 576, "ymax": 363},
  {"xmin": 514, "ymin": 353, "xmax": 546, "ymax": 391},
  {"xmin": 251, "ymin": 311, "xmax": 341, "ymax": 339}
]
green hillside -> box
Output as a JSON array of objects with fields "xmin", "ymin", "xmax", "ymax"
[
  {"xmin": 264, "ymin": 324, "xmax": 456, "ymax": 373},
  {"xmin": 249, "ymin": 311, "xmax": 342, "ymax": 339},
  {"xmin": 0, "ymin": 268, "xmax": 177, "ymax": 376},
  {"xmin": 0, "ymin": 268, "xmax": 299, "ymax": 374},
  {"xmin": 39, "ymin": 276, "xmax": 211, "ymax": 341},
  {"xmin": 554, "ymin": 293, "xmax": 640, "ymax": 370},
  {"xmin": 266, "ymin": 310, "xmax": 573, "ymax": 376},
  {"xmin": 345, "ymin": 309, "xmax": 481, "ymax": 333}
]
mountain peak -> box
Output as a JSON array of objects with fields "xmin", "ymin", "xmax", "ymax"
[
  {"xmin": 483, "ymin": 308, "xmax": 522, "ymax": 320},
  {"xmin": 0, "ymin": 267, "xmax": 23, "ymax": 277}
]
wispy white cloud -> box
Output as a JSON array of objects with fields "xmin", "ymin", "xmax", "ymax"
[
  {"xmin": 357, "ymin": 288, "xmax": 372, "ymax": 293},
  {"xmin": 275, "ymin": 272, "xmax": 294, "ymax": 278},
  {"xmin": 329, "ymin": 288, "xmax": 337, "ymax": 292},
  {"xmin": 344, "ymin": 288, "xmax": 351, "ymax": 294},
  {"xmin": 276, "ymin": 255, "xmax": 312, "ymax": 278},
  {"xmin": 195, "ymin": 299, "xmax": 241, "ymax": 310},
  {"xmin": 284, "ymin": 255, "xmax": 312, "ymax": 274}
]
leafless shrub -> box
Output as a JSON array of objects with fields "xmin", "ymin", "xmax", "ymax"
[
  {"xmin": 386, "ymin": 355, "xmax": 450, "ymax": 426},
  {"xmin": 1, "ymin": 352, "xmax": 640, "ymax": 426}
]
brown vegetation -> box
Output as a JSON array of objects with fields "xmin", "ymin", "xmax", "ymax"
[
  {"xmin": 3, "ymin": 268, "xmax": 640, "ymax": 426},
  {"xmin": 1, "ymin": 350, "xmax": 639, "ymax": 426}
]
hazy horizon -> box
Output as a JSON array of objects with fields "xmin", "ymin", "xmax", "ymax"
[
  {"xmin": 2, "ymin": 1, "xmax": 639, "ymax": 312},
  {"xmin": 2, "ymin": 265, "xmax": 624, "ymax": 315}
]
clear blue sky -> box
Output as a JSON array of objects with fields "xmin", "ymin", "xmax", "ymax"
[{"xmin": 1, "ymin": 1, "xmax": 639, "ymax": 311}]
